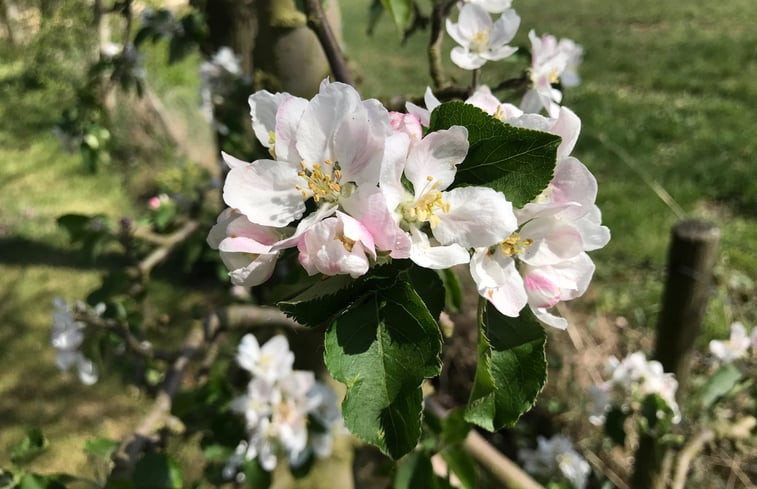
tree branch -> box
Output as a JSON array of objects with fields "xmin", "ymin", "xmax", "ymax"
[
  {"xmin": 428, "ymin": 0, "xmax": 456, "ymax": 89},
  {"xmin": 137, "ymin": 220, "xmax": 200, "ymax": 278},
  {"xmin": 426, "ymin": 398, "xmax": 545, "ymax": 489},
  {"xmin": 76, "ymin": 313, "xmax": 174, "ymax": 362},
  {"xmin": 303, "ymin": 0, "xmax": 354, "ymax": 86}
]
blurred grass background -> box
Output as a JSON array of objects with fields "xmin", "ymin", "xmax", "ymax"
[{"xmin": 0, "ymin": 0, "xmax": 754, "ymax": 480}]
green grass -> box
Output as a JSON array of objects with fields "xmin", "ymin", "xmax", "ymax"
[{"xmin": 1, "ymin": 0, "xmax": 755, "ymax": 482}]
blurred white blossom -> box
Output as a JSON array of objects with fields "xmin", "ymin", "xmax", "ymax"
[
  {"xmin": 709, "ymin": 322, "xmax": 752, "ymax": 364},
  {"xmin": 520, "ymin": 435, "xmax": 591, "ymax": 489},
  {"xmin": 51, "ymin": 298, "xmax": 104, "ymax": 385}
]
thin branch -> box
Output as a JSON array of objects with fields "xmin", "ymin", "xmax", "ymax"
[
  {"xmin": 671, "ymin": 429, "xmax": 714, "ymax": 489},
  {"xmin": 491, "ymin": 72, "xmax": 529, "ymax": 93},
  {"xmin": 137, "ymin": 220, "xmax": 200, "ymax": 278},
  {"xmin": 426, "ymin": 398, "xmax": 545, "ymax": 489},
  {"xmin": 76, "ymin": 313, "xmax": 174, "ymax": 361},
  {"xmin": 303, "ymin": 0, "xmax": 355, "ymax": 86},
  {"xmin": 429, "ymin": 0, "xmax": 456, "ymax": 89}
]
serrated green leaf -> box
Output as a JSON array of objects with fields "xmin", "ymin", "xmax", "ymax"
[
  {"xmin": 465, "ymin": 303, "xmax": 547, "ymax": 431},
  {"xmin": 10, "ymin": 429, "xmax": 48, "ymax": 466},
  {"xmin": 441, "ymin": 446, "xmax": 477, "ymax": 489},
  {"xmin": 83, "ymin": 437, "xmax": 119, "ymax": 460},
  {"xmin": 132, "ymin": 453, "xmax": 182, "ymax": 489},
  {"xmin": 429, "ymin": 102, "xmax": 560, "ymax": 207},
  {"xmin": 324, "ymin": 282, "xmax": 442, "ymax": 459},
  {"xmin": 405, "ymin": 264, "xmax": 445, "ymax": 320},
  {"xmin": 277, "ymin": 261, "xmax": 409, "ymax": 327},
  {"xmin": 380, "ymin": 0, "xmax": 413, "ymax": 32},
  {"xmin": 701, "ymin": 363, "xmax": 743, "ymax": 409}
]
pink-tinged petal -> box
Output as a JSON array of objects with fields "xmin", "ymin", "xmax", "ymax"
[
  {"xmin": 550, "ymin": 157, "xmax": 598, "ymax": 210},
  {"xmin": 575, "ymin": 206, "xmax": 611, "ymax": 251},
  {"xmin": 470, "ymin": 248, "xmax": 527, "ymax": 317},
  {"xmin": 219, "ymin": 236, "xmax": 271, "ymax": 254},
  {"xmin": 270, "ymin": 203, "xmax": 337, "ymax": 251},
  {"xmin": 274, "ymin": 96, "xmax": 308, "ymax": 163},
  {"xmin": 408, "ymin": 227, "xmax": 470, "ymax": 269},
  {"xmin": 434, "ymin": 187, "xmax": 516, "ymax": 249},
  {"xmin": 379, "ymin": 132, "xmax": 412, "ymax": 214},
  {"xmin": 523, "ymin": 268, "xmax": 561, "ymax": 309},
  {"xmin": 207, "ymin": 208, "xmax": 238, "ymax": 248},
  {"xmin": 465, "ymin": 86, "xmax": 502, "ymax": 116},
  {"xmin": 341, "ymin": 186, "xmax": 411, "ymax": 258},
  {"xmin": 530, "ymin": 306, "xmax": 568, "ymax": 329},
  {"xmin": 222, "ymin": 251, "xmax": 279, "ymax": 287},
  {"xmin": 405, "ymin": 127, "xmax": 469, "ymax": 195},
  {"xmin": 222, "ymin": 151, "xmax": 250, "ymax": 169},
  {"xmin": 337, "ymin": 210, "xmax": 376, "ymax": 259},
  {"xmin": 406, "ymin": 101, "xmax": 431, "ymax": 127},
  {"xmin": 424, "ymin": 86, "xmax": 442, "ymax": 113},
  {"xmin": 297, "ymin": 216, "xmax": 371, "ymax": 278},
  {"xmin": 295, "ymin": 82, "xmax": 362, "ymax": 166},
  {"xmin": 390, "ymin": 112, "xmax": 423, "ymax": 140},
  {"xmin": 551, "ymin": 107, "xmax": 581, "ymax": 159},
  {"xmin": 223, "ymin": 159, "xmax": 305, "ymax": 227},
  {"xmin": 249, "ymin": 90, "xmax": 290, "ymax": 148},
  {"xmin": 450, "ymin": 47, "xmax": 486, "ymax": 70},
  {"xmin": 333, "ymin": 98, "xmax": 390, "ymax": 186},
  {"xmin": 520, "ymin": 89, "xmax": 543, "ymax": 115},
  {"xmin": 519, "ymin": 217, "xmax": 584, "ymax": 266}
]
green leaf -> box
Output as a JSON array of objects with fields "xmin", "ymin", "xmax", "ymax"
[
  {"xmin": 367, "ymin": 0, "xmax": 384, "ymax": 35},
  {"xmin": 243, "ymin": 460, "xmax": 271, "ymax": 489},
  {"xmin": 405, "ymin": 264, "xmax": 445, "ymax": 320},
  {"xmin": 380, "ymin": 0, "xmax": 413, "ymax": 32},
  {"xmin": 440, "ymin": 409, "xmax": 471, "ymax": 446},
  {"xmin": 324, "ymin": 282, "xmax": 442, "ymax": 459},
  {"xmin": 394, "ymin": 451, "xmax": 437, "ymax": 489},
  {"xmin": 10, "ymin": 428, "xmax": 48, "ymax": 465},
  {"xmin": 441, "ymin": 446, "xmax": 477, "ymax": 489},
  {"xmin": 17, "ymin": 474, "xmax": 66, "ymax": 489},
  {"xmin": 277, "ymin": 261, "xmax": 408, "ymax": 327},
  {"xmin": 83, "ymin": 437, "xmax": 119, "ymax": 460},
  {"xmin": 464, "ymin": 303, "xmax": 547, "ymax": 431},
  {"xmin": 604, "ymin": 407, "xmax": 628, "ymax": 446},
  {"xmin": 439, "ymin": 268, "xmax": 463, "ymax": 313},
  {"xmin": 132, "ymin": 453, "xmax": 182, "ymax": 489},
  {"xmin": 701, "ymin": 363, "xmax": 743, "ymax": 409},
  {"xmin": 428, "ymin": 102, "xmax": 560, "ymax": 207}
]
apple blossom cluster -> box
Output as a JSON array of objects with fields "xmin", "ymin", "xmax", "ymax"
[
  {"xmin": 407, "ymin": 85, "xmax": 610, "ymax": 327},
  {"xmin": 445, "ymin": 1, "xmax": 583, "ymax": 117},
  {"xmin": 519, "ymin": 434, "xmax": 591, "ymax": 489},
  {"xmin": 50, "ymin": 298, "xmax": 103, "ymax": 385},
  {"xmin": 588, "ymin": 351, "xmax": 681, "ymax": 427},
  {"xmin": 199, "ymin": 47, "xmax": 245, "ymax": 134},
  {"xmin": 208, "ymin": 77, "xmax": 608, "ymax": 328},
  {"xmin": 709, "ymin": 321, "xmax": 755, "ymax": 365},
  {"xmin": 224, "ymin": 334, "xmax": 340, "ymax": 478}
]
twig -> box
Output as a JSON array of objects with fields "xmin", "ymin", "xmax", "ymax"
[
  {"xmin": 426, "ymin": 398, "xmax": 545, "ymax": 489},
  {"xmin": 109, "ymin": 305, "xmax": 302, "ymax": 477},
  {"xmin": 583, "ymin": 447, "xmax": 630, "ymax": 489},
  {"xmin": 137, "ymin": 220, "xmax": 200, "ymax": 278},
  {"xmin": 77, "ymin": 313, "xmax": 174, "ymax": 361},
  {"xmin": 671, "ymin": 429, "xmax": 714, "ymax": 489},
  {"xmin": 303, "ymin": 0, "xmax": 355, "ymax": 86},
  {"xmin": 492, "ymin": 72, "xmax": 529, "ymax": 93},
  {"xmin": 428, "ymin": 0, "xmax": 456, "ymax": 89}
]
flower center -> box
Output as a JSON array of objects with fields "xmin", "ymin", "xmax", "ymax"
[
  {"xmin": 471, "ymin": 29, "xmax": 491, "ymax": 52},
  {"xmin": 335, "ymin": 234, "xmax": 356, "ymax": 252},
  {"xmin": 500, "ymin": 232, "xmax": 534, "ymax": 256},
  {"xmin": 296, "ymin": 160, "xmax": 342, "ymax": 203},
  {"xmin": 400, "ymin": 177, "xmax": 449, "ymax": 229}
]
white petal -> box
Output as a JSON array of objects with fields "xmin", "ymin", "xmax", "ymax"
[
  {"xmin": 405, "ymin": 127, "xmax": 469, "ymax": 195},
  {"xmin": 457, "ymin": 3, "xmax": 492, "ymax": 40},
  {"xmin": 552, "ymin": 107, "xmax": 581, "ymax": 159},
  {"xmin": 445, "ymin": 19, "xmax": 468, "ymax": 48},
  {"xmin": 226, "ymin": 252, "xmax": 279, "ymax": 287},
  {"xmin": 341, "ymin": 186, "xmax": 410, "ymax": 258},
  {"xmin": 237, "ymin": 334, "xmax": 261, "ymax": 372},
  {"xmin": 470, "ymin": 248, "xmax": 527, "ymax": 317},
  {"xmin": 274, "ymin": 96, "xmax": 308, "ymax": 163},
  {"xmin": 530, "ymin": 305, "xmax": 568, "ymax": 329},
  {"xmin": 451, "ymin": 47, "xmax": 487, "ymax": 70},
  {"xmin": 481, "ymin": 45, "xmax": 518, "ymax": 62},
  {"xmin": 408, "ymin": 227, "xmax": 470, "ymax": 269},
  {"xmin": 333, "ymin": 98, "xmax": 389, "ymax": 186},
  {"xmin": 223, "ymin": 160, "xmax": 305, "ymax": 227},
  {"xmin": 249, "ymin": 90, "xmax": 289, "ymax": 148},
  {"xmin": 489, "ymin": 9, "xmax": 520, "ymax": 46},
  {"xmin": 76, "ymin": 356, "xmax": 99, "ymax": 385},
  {"xmin": 379, "ymin": 132, "xmax": 412, "ymax": 214},
  {"xmin": 519, "ymin": 217, "xmax": 584, "ymax": 267},
  {"xmin": 434, "ymin": 187, "xmax": 515, "ymax": 249},
  {"xmin": 221, "ymin": 151, "xmax": 250, "ymax": 169}
]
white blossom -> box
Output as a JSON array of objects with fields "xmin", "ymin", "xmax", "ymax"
[
  {"xmin": 709, "ymin": 322, "xmax": 752, "ymax": 364},
  {"xmin": 520, "ymin": 435, "xmax": 591, "ymax": 489},
  {"xmin": 446, "ymin": 3, "xmax": 520, "ymax": 70},
  {"xmin": 51, "ymin": 298, "xmax": 101, "ymax": 385}
]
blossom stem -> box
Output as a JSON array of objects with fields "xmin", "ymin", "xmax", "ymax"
[{"xmin": 472, "ymin": 68, "xmax": 480, "ymax": 89}]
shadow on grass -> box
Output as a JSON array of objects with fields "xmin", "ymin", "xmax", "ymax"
[{"xmin": 0, "ymin": 237, "xmax": 129, "ymax": 270}]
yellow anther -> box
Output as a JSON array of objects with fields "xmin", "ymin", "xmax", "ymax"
[
  {"xmin": 500, "ymin": 232, "xmax": 534, "ymax": 257},
  {"xmin": 401, "ymin": 190, "xmax": 449, "ymax": 229},
  {"xmin": 426, "ymin": 175, "xmax": 433, "ymax": 182},
  {"xmin": 295, "ymin": 160, "xmax": 343, "ymax": 203},
  {"xmin": 336, "ymin": 235, "xmax": 356, "ymax": 252}
]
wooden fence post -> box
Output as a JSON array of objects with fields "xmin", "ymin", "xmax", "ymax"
[{"xmin": 631, "ymin": 219, "xmax": 720, "ymax": 489}]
